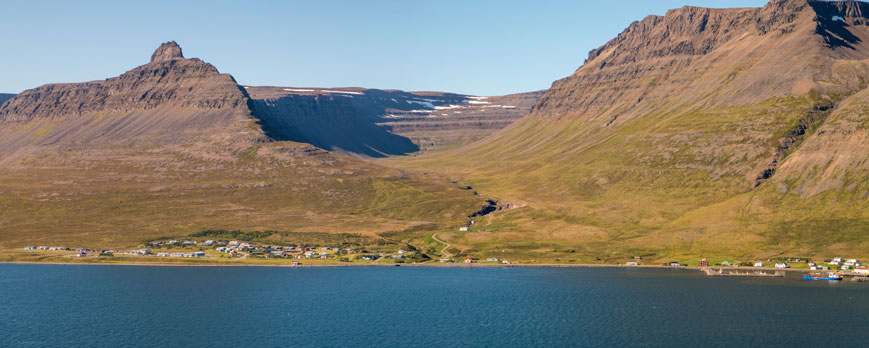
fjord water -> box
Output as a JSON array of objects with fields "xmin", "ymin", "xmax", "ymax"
[{"xmin": 1, "ymin": 265, "xmax": 866, "ymax": 347}]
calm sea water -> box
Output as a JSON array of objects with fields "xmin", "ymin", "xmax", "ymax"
[{"xmin": 0, "ymin": 265, "xmax": 866, "ymax": 347}]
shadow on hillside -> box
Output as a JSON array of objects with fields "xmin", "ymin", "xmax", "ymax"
[{"xmin": 249, "ymin": 96, "xmax": 419, "ymax": 158}]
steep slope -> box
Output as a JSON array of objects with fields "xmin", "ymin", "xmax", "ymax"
[
  {"xmin": 0, "ymin": 42, "xmax": 481, "ymax": 250},
  {"xmin": 391, "ymin": 0, "xmax": 869, "ymax": 262},
  {"xmin": 246, "ymin": 87, "xmax": 541, "ymax": 157}
]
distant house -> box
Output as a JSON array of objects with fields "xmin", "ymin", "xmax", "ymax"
[
  {"xmin": 753, "ymin": 262, "xmax": 764, "ymax": 267},
  {"xmin": 459, "ymin": 227, "xmax": 469, "ymax": 232},
  {"xmin": 721, "ymin": 261, "xmax": 732, "ymax": 266},
  {"xmin": 854, "ymin": 267, "xmax": 869, "ymax": 275},
  {"xmin": 131, "ymin": 249, "xmax": 151, "ymax": 255},
  {"xmin": 464, "ymin": 257, "xmax": 473, "ymax": 264},
  {"xmin": 669, "ymin": 262, "xmax": 681, "ymax": 267},
  {"xmin": 360, "ymin": 255, "xmax": 378, "ymax": 261},
  {"xmin": 501, "ymin": 260, "xmax": 510, "ymax": 265},
  {"xmin": 191, "ymin": 252, "xmax": 205, "ymax": 258},
  {"xmin": 439, "ymin": 258, "xmax": 452, "ymax": 263},
  {"xmin": 775, "ymin": 263, "xmax": 788, "ymax": 269},
  {"xmin": 22, "ymin": 246, "xmax": 36, "ymax": 250},
  {"xmin": 625, "ymin": 261, "xmax": 639, "ymax": 266},
  {"xmin": 699, "ymin": 259, "xmax": 709, "ymax": 267},
  {"xmin": 203, "ymin": 240, "xmax": 215, "ymax": 246},
  {"xmin": 157, "ymin": 252, "xmax": 170, "ymax": 257},
  {"xmin": 486, "ymin": 258, "xmax": 500, "ymax": 262},
  {"xmin": 228, "ymin": 241, "xmax": 240, "ymax": 248}
]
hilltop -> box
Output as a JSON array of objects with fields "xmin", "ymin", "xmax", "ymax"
[
  {"xmin": 386, "ymin": 0, "xmax": 869, "ymax": 262},
  {"xmin": 0, "ymin": 42, "xmax": 483, "ymax": 250}
]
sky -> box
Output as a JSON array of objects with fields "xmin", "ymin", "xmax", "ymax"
[{"xmin": 1, "ymin": 0, "xmax": 769, "ymax": 96}]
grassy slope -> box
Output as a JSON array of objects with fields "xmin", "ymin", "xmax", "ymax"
[
  {"xmin": 0, "ymin": 140, "xmax": 482, "ymax": 251},
  {"xmin": 383, "ymin": 95, "xmax": 869, "ymax": 263}
]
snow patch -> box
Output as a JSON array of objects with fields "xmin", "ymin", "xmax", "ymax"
[
  {"xmin": 406, "ymin": 100, "xmax": 435, "ymax": 108},
  {"xmin": 832, "ymin": 16, "xmax": 845, "ymax": 22},
  {"xmin": 468, "ymin": 96, "xmax": 489, "ymax": 100},
  {"xmin": 283, "ymin": 88, "xmax": 315, "ymax": 93},
  {"xmin": 435, "ymin": 105, "xmax": 464, "ymax": 110},
  {"xmin": 320, "ymin": 90, "xmax": 364, "ymax": 95},
  {"xmin": 467, "ymin": 100, "xmax": 490, "ymax": 105},
  {"xmin": 502, "ymin": 105, "xmax": 517, "ymax": 109}
]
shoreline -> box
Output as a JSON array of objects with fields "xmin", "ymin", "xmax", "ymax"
[{"xmin": 0, "ymin": 260, "xmax": 819, "ymax": 273}]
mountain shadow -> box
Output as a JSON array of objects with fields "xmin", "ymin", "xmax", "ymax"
[{"xmin": 247, "ymin": 88, "xmax": 468, "ymax": 158}]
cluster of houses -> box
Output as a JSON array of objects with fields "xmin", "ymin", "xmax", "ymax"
[{"xmin": 437, "ymin": 257, "xmax": 511, "ymax": 264}]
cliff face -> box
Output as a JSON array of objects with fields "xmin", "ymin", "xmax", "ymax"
[
  {"xmin": 533, "ymin": 0, "xmax": 869, "ymax": 122},
  {"xmin": 0, "ymin": 93, "xmax": 14, "ymax": 106},
  {"xmin": 0, "ymin": 42, "xmax": 249, "ymax": 122},
  {"xmin": 247, "ymin": 87, "xmax": 541, "ymax": 157}
]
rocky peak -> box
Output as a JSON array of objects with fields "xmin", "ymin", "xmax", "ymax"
[
  {"xmin": 150, "ymin": 41, "xmax": 184, "ymax": 63},
  {"xmin": 0, "ymin": 41, "xmax": 248, "ymax": 121}
]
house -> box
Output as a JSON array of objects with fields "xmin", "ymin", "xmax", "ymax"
[
  {"xmin": 721, "ymin": 261, "xmax": 732, "ymax": 266},
  {"xmin": 76, "ymin": 252, "xmax": 87, "ymax": 257},
  {"xmin": 633, "ymin": 256, "xmax": 642, "ymax": 260},
  {"xmin": 486, "ymin": 258, "xmax": 500, "ymax": 262},
  {"xmin": 203, "ymin": 240, "xmax": 215, "ymax": 246},
  {"xmin": 37, "ymin": 246, "xmax": 49, "ymax": 250},
  {"xmin": 626, "ymin": 261, "xmax": 639, "ymax": 266},
  {"xmin": 669, "ymin": 262, "xmax": 681, "ymax": 267},
  {"xmin": 854, "ymin": 267, "xmax": 869, "ymax": 275},
  {"xmin": 501, "ymin": 260, "xmax": 511, "ymax": 265},
  {"xmin": 228, "ymin": 241, "xmax": 240, "ymax": 248},
  {"xmin": 775, "ymin": 263, "xmax": 788, "ymax": 269},
  {"xmin": 464, "ymin": 257, "xmax": 473, "ymax": 264},
  {"xmin": 459, "ymin": 227, "xmax": 469, "ymax": 232},
  {"xmin": 391, "ymin": 255, "xmax": 403, "ymax": 259},
  {"xmin": 753, "ymin": 262, "xmax": 764, "ymax": 267},
  {"xmin": 699, "ymin": 259, "xmax": 709, "ymax": 267},
  {"xmin": 841, "ymin": 265, "xmax": 852, "ymax": 270},
  {"xmin": 398, "ymin": 250, "xmax": 406, "ymax": 255},
  {"xmin": 157, "ymin": 252, "xmax": 170, "ymax": 257},
  {"xmin": 131, "ymin": 249, "xmax": 152, "ymax": 255},
  {"xmin": 191, "ymin": 252, "xmax": 205, "ymax": 258},
  {"xmin": 291, "ymin": 261, "xmax": 300, "ymax": 266},
  {"xmin": 439, "ymin": 258, "xmax": 452, "ymax": 263},
  {"xmin": 832, "ymin": 257, "xmax": 843, "ymax": 263},
  {"xmin": 149, "ymin": 241, "xmax": 163, "ymax": 247},
  {"xmin": 361, "ymin": 255, "xmax": 378, "ymax": 261},
  {"xmin": 22, "ymin": 246, "xmax": 36, "ymax": 250}
]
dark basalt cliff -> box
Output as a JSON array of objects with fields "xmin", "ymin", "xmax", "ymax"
[
  {"xmin": 532, "ymin": 0, "xmax": 869, "ymax": 121},
  {"xmin": 0, "ymin": 41, "xmax": 249, "ymax": 121},
  {"xmin": 247, "ymin": 87, "xmax": 541, "ymax": 157}
]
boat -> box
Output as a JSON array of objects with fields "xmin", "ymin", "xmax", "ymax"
[{"xmin": 803, "ymin": 272, "xmax": 843, "ymax": 281}]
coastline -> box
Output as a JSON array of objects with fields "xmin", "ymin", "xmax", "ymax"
[{"xmin": 0, "ymin": 260, "xmax": 817, "ymax": 273}]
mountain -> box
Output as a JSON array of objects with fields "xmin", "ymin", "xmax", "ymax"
[
  {"xmin": 0, "ymin": 42, "xmax": 481, "ymax": 250},
  {"xmin": 0, "ymin": 94, "xmax": 14, "ymax": 106},
  {"xmin": 390, "ymin": 0, "xmax": 869, "ymax": 262},
  {"xmin": 247, "ymin": 86, "xmax": 541, "ymax": 157}
]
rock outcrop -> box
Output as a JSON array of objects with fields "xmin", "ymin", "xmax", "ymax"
[{"xmin": 0, "ymin": 42, "xmax": 249, "ymax": 121}]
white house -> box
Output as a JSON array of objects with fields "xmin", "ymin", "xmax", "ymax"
[
  {"xmin": 854, "ymin": 267, "xmax": 869, "ymax": 275},
  {"xmin": 626, "ymin": 261, "xmax": 639, "ymax": 266},
  {"xmin": 203, "ymin": 240, "xmax": 215, "ymax": 246},
  {"xmin": 459, "ymin": 227, "xmax": 469, "ymax": 232},
  {"xmin": 487, "ymin": 258, "xmax": 500, "ymax": 262},
  {"xmin": 753, "ymin": 262, "xmax": 764, "ymax": 267},
  {"xmin": 131, "ymin": 249, "xmax": 152, "ymax": 255},
  {"xmin": 775, "ymin": 263, "xmax": 788, "ymax": 269}
]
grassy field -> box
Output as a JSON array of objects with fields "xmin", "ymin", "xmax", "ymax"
[
  {"xmin": 378, "ymin": 96, "xmax": 869, "ymax": 262},
  {"xmin": 0, "ymin": 141, "xmax": 483, "ymax": 253}
]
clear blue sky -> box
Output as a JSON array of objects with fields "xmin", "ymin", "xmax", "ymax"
[{"xmin": 1, "ymin": 0, "xmax": 768, "ymax": 96}]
